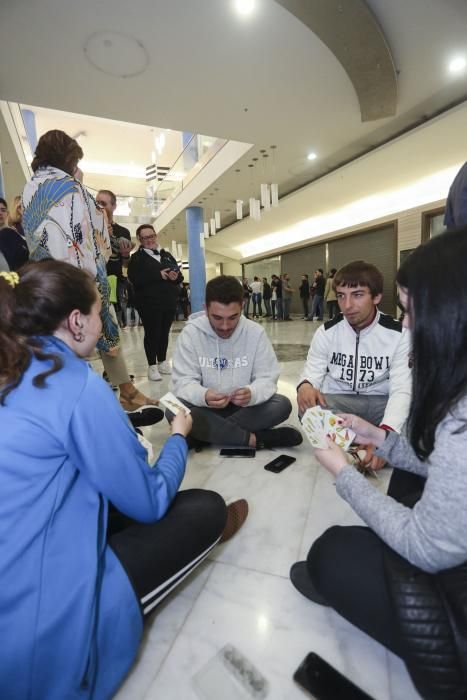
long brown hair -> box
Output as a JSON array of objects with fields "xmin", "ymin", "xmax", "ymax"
[{"xmin": 0, "ymin": 260, "xmax": 97, "ymax": 404}]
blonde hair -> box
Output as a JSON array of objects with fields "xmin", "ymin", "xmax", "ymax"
[{"xmin": 8, "ymin": 196, "xmax": 22, "ymax": 226}]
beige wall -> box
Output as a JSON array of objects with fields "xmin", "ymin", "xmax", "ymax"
[{"xmin": 0, "ymin": 111, "xmax": 27, "ymax": 202}]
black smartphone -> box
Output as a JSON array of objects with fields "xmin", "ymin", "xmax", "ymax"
[
  {"xmin": 219, "ymin": 447, "xmax": 256, "ymax": 457},
  {"xmin": 264, "ymin": 454, "xmax": 296, "ymax": 472},
  {"xmin": 293, "ymin": 653, "xmax": 374, "ymax": 700}
]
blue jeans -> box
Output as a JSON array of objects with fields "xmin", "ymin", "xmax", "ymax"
[
  {"xmin": 309, "ymin": 294, "xmax": 324, "ymax": 320},
  {"xmin": 252, "ymin": 293, "xmax": 262, "ymax": 316}
]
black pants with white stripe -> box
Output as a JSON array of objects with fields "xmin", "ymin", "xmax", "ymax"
[{"xmin": 108, "ymin": 489, "xmax": 227, "ymax": 617}]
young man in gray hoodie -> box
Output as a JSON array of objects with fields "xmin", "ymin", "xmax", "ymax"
[{"xmin": 170, "ymin": 275, "xmax": 303, "ymax": 449}]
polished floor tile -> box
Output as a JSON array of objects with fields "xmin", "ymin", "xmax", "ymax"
[{"xmin": 111, "ymin": 317, "xmax": 421, "ymax": 700}]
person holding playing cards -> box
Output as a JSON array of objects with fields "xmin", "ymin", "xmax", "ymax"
[
  {"xmin": 0, "ymin": 260, "xmax": 248, "ymax": 700},
  {"xmin": 291, "ymin": 228, "xmax": 467, "ymax": 700},
  {"xmin": 297, "ymin": 260, "xmax": 412, "ymax": 469},
  {"xmin": 170, "ymin": 275, "xmax": 303, "ymax": 450}
]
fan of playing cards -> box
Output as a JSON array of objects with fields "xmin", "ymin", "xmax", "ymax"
[
  {"xmin": 302, "ymin": 406, "xmax": 356, "ymax": 450},
  {"xmin": 159, "ymin": 392, "xmax": 191, "ymax": 416}
]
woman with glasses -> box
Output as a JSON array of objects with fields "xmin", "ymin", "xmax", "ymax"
[
  {"xmin": 128, "ymin": 224, "xmax": 182, "ymax": 382},
  {"xmin": 291, "ymin": 227, "xmax": 467, "ymax": 700}
]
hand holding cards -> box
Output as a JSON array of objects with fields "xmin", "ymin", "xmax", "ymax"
[
  {"xmin": 302, "ymin": 406, "xmax": 356, "ymax": 451},
  {"xmin": 159, "ymin": 392, "xmax": 191, "ymax": 416}
]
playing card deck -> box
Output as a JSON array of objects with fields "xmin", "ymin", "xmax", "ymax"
[
  {"xmin": 159, "ymin": 392, "xmax": 191, "ymax": 416},
  {"xmin": 302, "ymin": 406, "xmax": 356, "ymax": 451}
]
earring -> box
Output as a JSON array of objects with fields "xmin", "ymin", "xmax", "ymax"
[{"xmin": 73, "ymin": 332, "xmax": 85, "ymax": 343}]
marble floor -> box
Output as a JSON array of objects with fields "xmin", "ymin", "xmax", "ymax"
[{"xmin": 107, "ymin": 315, "xmax": 421, "ymax": 700}]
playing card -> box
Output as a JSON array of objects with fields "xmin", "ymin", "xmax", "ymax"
[
  {"xmin": 302, "ymin": 406, "xmax": 356, "ymax": 451},
  {"xmin": 159, "ymin": 392, "xmax": 191, "ymax": 415},
  {"xmin": 323, "ymin": 412, "xmax": 356, "ymax": 450},
  {"xmin": 302, "ymin": 407, "xmax": 328, "ymax": 448}
]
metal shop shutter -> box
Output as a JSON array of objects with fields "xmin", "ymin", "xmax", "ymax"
[
  {"xmin": 280, "ymin": 243, "xmax": 326, "ymax": 315},
  {"xmin": 328, "ymin": 225, "xmax": 397, "ymax": 315}
]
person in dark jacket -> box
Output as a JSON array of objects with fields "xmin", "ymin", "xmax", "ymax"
[
  {"xmin": 262, "ymin": 277, "xmax": 272, "ymax": 317},
  {"xmin": 271, "ymin": 274, "xmax": 282, "ymax": 320},
  {"xmin": 291, "ymin": 228, "xmax": 467, "ymax": 700},
  {"xmin": 0, "ymin": 197, "xmax": 29, "ymax": 271},
  {"xmin": 242, "ymin": 278, "xmax": 252, "ymax": 318},
  {"xmin": 307, "ymin": 269, "xmax": 325, "ymax": 320},
  {"xmin": 97, "ymin": 189, "xmax": 134, "ymax": 329},
  {"xmin": 128, "ymin": 224, "xmax": 183, "ymax": 381},
  {"xmin": 299, "ymin": 274, "xmax": 310, "ymax": 318}
]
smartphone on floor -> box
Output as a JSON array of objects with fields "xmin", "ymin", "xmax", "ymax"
[
  {"xmin": 219, "ymin": 447, "xmax": 256, "ymax": 457},
  {"xmin": 293, "ymin": 652, "xmax": 375, "ymax": 700},
  {"xmin": 264, "ymin": 454, "xmax": 296, "ymax": 472}
]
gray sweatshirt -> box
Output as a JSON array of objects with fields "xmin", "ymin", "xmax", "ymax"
[
  {"xmin": 335, "ymin": 396, "xmax": 467, "ymax": 573},
  {"xmin": 170, "ymin": 312, "xmax": 280, "ymax": 406}
]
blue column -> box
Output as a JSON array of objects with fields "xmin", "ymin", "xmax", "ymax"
[
  {"xmin": 21, "ymin": 109, "xmax": 38, "ymax": 154},
  {"xmin": 185, "ymin": 206, "xmax": 206, "ymax": 313},
  {"xmin": 182, "ymin": 131, "xmax": 198, "ymax": 170}
]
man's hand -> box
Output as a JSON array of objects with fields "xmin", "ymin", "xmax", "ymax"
[
  {"xmin": 230, "ymin": 387, "xmax": 251, "ymax": 407},
  {"xmin": 297, "ymin": 383, "xmax": 327, "ymax": 414},
  {"xmin": 205, "ymin": 389, "xmax": 230, "ymax": 409},
  {"xmin": 357, "ymin": 443, "xmax": 387, "ymax": 471},
  {"xmin": 167, "ymin": 270, "xmax": 179, "ymax": 281},
  {"xmin": 160, "ymin": 267, "xmax": 171, "ymax": 280}
]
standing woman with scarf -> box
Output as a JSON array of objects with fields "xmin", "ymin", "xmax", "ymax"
[{"xmin": 22, "ymin": 129, "xmax": 157, "ymax": 415}]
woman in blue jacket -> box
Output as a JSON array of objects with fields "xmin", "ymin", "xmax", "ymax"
[{"xmin": 0, "ymin": 261, "xmax": 247, "ymax": 700}]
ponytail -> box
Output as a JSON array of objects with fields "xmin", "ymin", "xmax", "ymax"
[{"xmin": 0, "ymin": 261, "xmax": 97, "ymax": 404}]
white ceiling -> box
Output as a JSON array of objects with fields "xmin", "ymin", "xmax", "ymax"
[{"xmin": 1, "ymin": 0, "xmax": 467, "ymax": 258}]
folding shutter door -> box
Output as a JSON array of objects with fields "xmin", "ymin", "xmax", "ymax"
[
  {"xmin": 327, "ymin": 224, "xmax": 397, "ymax": 315},
  {"xmin": 280, "ymin": 244, "xmax": 326, "ymax": 315}
]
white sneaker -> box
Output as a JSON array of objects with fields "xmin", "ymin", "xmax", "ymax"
[
  {"xmin": 159, "ymin": 360, "xmax": 172, "ymax": 374},
  {"xmin": 148, "ymin": 365, "xmax": 162, "ymax": 381}
]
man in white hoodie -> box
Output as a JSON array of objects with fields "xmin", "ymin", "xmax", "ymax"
[{"xmin": 171, "ymin": 275, "xmax": 303, "ymax": 449}]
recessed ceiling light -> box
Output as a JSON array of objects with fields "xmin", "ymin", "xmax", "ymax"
[
  {"xmin": 234, "ymin": 0, "xmax": 255, "ymax": 16},
  {"xmin": 449, "ymin": 56, "xmax": 466, "ymax": 74},
  {"xmin": 307, "ymin": 152, "xmax": 317, "ymax": 161}
]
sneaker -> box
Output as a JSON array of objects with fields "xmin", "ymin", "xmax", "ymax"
[
  {"xmin": 127, "ymin": 406, "xmax": 164, "ymax": 428},
  {"xmin": 219, "ymin": 499, "xmax": 249, "ymax": 543},
  {"xmin": 148, "ymin": 365, "xmax": 162, "ymax": 381},
  {"xmin": 289, "ymin": 562, "xmax": 329, "ymax": 606},
  {"xmin": 255, "ymin": 426, "xmax": 303, "ymax": 449},
  {"xmin": 159, "ymin": 360, "xmax": 172, "ymax": 374},
  {"xmin": 185, "ymin": 435, "xmax": 209, "ymax": 452}
]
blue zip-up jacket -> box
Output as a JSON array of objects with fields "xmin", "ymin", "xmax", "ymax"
[{"xmin": 0, "ymin": 337, "xmax": 188, "ymax": 699}]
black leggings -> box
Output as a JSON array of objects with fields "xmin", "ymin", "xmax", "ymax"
[
  {"xmin": 137, "ymin": 304, "xmax": 174, "ymax": 365},
  {"xmin": 306, "ymin": 469, "xmax": 427, "ymax": 659},
  {"xmin": 108, "ymin": 489, "xmax": 226, "ymax": 617}
]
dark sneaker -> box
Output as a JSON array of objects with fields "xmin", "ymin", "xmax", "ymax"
[
  {"xmin": 255, "ymin": 426, "xmax": 303, "ymax": 449},
  {"xmin": 185, "ymin": 435, "xmax": 210, "ymax": 452},
  {"xmin": 127, "ymin": 407, "xmax": 164, "ymax": 428},
  {"xmin": 289, "ymin": 562, "xmax": 329, "ymax": 606}
]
